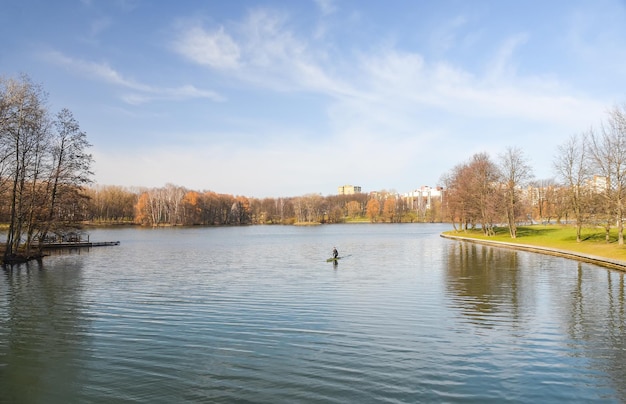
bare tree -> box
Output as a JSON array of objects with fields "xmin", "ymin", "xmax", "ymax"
[
  {"xmin": 468, "ymin": 153, "xmax": 501, "ymax": 235},
  {"xmin": 499, "ymin": 147, "xmax": 534, "ymax": 238},
  {"xmin": 441, "ymin": 153, "xmax": 501, "ymax": 234},
  {"xmin": 441, "ymin": 162, "xmax": 476, "ymax": 231},
  {"xmin": 229, "ymin": 196, "xmax": 251, "ymax": 224},
  {"xmin": 554, "ymin": 133, "xmax": 591, "ymax": 242},
  {"xmin": 37, "ymin": 108, "xmax": 93, "ymax": 247},
  {"xmin": 552, "ymin": 186, "xmax": 570, "ymax": 224},
  {"xmin": 0, "ymin": 75, "xmax": 49, "ymax": 260},
  {"xmin": 85, "ymin": 185, "xmax": 137, "ymax": 222},
  {"xmin": 0, "ymin": 76, "xmax": 94, "ymax": 262},
  {"xmin": 589, "ymin": 104, "xmax": 626, "ymax": 244},
  {"xmin": 531, "ymin": 178, "xmax": 558, "ymax": 225}
]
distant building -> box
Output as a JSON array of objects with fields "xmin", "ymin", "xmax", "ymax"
[
  {"xmin": 403, "ymin": 186, "xmax": 443, "ymax": 211},
  {"xmin": 590, "ymin": 175, "xmax": 607, "ymax": 193},
  {"xmin": 338, "ymin": 185, "xmax": 362, "ymax": 195}
]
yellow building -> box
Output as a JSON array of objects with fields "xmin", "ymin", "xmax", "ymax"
[{"xmin": 338, "ymin": 185, "xmax": 362, "ymax": 195}]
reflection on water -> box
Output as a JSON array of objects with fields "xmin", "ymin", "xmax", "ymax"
[
  {"xmin": 0, "ymin": 224, "xmax": 625, "ymax": 403},
  {"xmin": 446, "ymin": 242, "xmax": 525, "ymax": 328},
  {"xmin": 565, "ymin": 263, "xmax": 626, "ymax": 399},
  {"xmin": 445, "ymin": 241, "xmax": 626, "ymax": 401},
  {"xmin": 0, "ymin": 258, "xmax": 90, "ymax": 403}
]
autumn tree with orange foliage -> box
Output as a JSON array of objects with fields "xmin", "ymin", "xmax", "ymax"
[
  {"xmin": 181, "ymin": 191, "xmax": 202, "ymax": 225},
  {"xmin": 383, "ymin": 198, "xmax": 396, "ymax": 223},
  {"xmin": 366, "ymin": 199, "xmax": 380, "ymax": 222},
  {"xmin": 82, "ymin": 184, "xmax": 445, "ymax": 226},
  {"xmin": 442, "ymin": 152, "xmax": 501, "ymax": 234},
  {"xmin": 346, "ymin": 200, "xmax": 361, "ymax": 219}
]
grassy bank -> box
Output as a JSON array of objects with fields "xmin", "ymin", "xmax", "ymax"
[{"xmin": 443, "ymin": 225, "xmax": 626, "ymax": 262}]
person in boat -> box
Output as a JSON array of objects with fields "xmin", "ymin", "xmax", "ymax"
[{"xmin": 332, "ymin": 247, "xmax": 338, "ymax": 259}]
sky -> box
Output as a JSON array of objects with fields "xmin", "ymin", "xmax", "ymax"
[{"xmin": 2, "ymin": 0, "xmax": 626, "ymax": 198}]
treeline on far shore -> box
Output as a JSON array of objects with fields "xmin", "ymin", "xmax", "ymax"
[
  {"xmin": 0, "ymin": 74, "xmax": 442, "ymax": 265},
  {"xmin": 81, "ymin": 184, "xmax": 445, "ymax": 226}
]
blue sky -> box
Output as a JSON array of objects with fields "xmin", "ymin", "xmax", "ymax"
[{"xmin": 2, "ymin": 0, "xmax": 625, "ymax": 198}]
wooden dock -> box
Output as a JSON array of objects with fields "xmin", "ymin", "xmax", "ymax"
[{"xmin": 36, "ymin": 241, "xmax": 120, "ymax": 249}]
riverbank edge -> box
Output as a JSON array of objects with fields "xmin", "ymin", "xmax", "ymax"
[{"xmin": 440, "ymin": 233, "xmax": 626, "ymax": 272}]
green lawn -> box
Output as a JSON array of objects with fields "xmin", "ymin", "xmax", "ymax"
[{"xmin": 443, "ymin": 225, "xmax": 626, "ymax": 262}]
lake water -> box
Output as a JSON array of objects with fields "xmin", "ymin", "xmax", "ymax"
[{"xmin": 1, "ymin": 224, "xmax": 625, "ymax": 403}]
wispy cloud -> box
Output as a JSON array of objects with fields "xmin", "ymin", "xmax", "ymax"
[
  {"xmin": 170, "ymin": 7, "xmax": 604, "ymax": 130},
  {"xmin": 14, "ymin": 1, "xmax": 626, "ymax": 196},
  {"xmin": 487, "ymin": 32, "xmax": 530, "ymax": 81},
  {"xmin": 314, "ymin": 0, "xmax": 337, "ymax": 16},
  {"xmin": 43, "ymin": 50, "xmax": 223, "ymax": 104},
  {"xmin": 88, "ymin": 17, "xmax": 112, "ymax": 37},
  {"xmin": 355, "ymin": 46, "xmax": 604, "ymax": 130},
  {"xmin": 430, "ymin": 15, "xmax": 470, "ymax": 54},
  {"xmin": 121, "ymin": 84, "xmax": 224, "ymax": 105},
  {"xmin": 45, "ymin": 50, "xmax": 149, "ymax": 90},
  {"xmin": 173, "ymin": 26, "xmax": 241, "ymax": 69},
  {"xmin": 172, "ymin": 9, "xmax": 354, "ymax": 98},
  {"xmin": 564, "ymin": 4, "xmax": 626, "ymax": 84}
]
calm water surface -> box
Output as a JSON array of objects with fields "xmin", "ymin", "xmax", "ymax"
[{"xmin": 1, "ymin": 224, "xmax": 625, "ymax": 403}]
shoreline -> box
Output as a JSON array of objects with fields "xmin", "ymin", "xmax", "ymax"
[{"xmin": 441, "ymin": 233, "xmax": 626, "ymax": 272}]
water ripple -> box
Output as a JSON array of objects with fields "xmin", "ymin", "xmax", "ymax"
[{"xmin": 1, "ymin": 225, "xmax": 624, "ymax": 403}]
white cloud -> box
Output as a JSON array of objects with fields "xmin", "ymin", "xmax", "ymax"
[
  {"xmin": 173, "ymin": 26, "xmax": 241, "ymax": 69},
  {"xmin": 90, "ymin": 5, "xmax": 619, "ymax": 193},
  {"xmin": 45, "ymin": 50, "xmax": 148, "ymax": 90},
  {"xmin": 242, "ymin": 10, "xmax": 301, "ymax": 68},
  {"xmin": 170, "ymin": 8, "xmax": 604, "ymax": 132},
  {"xmin": 172, "ymin": 9, "xmax": 353, "ymax": 97},
  {"xmin": 351, "ymin": 46, "xmax": 605, "ymax": 131},
  {"xmin": 314, "ymin": 0, "xmax": 336, "ymax": 16},
  {"xmin": 121, "ymin": 85, "xmax": 224, "ymax": 105},
  {"xmin": 162, "ymin": 8, "xmax": 609, "ymax": 192},
  {"xmin": 487, "ymin": 33, "xmax": 530, "ymax": 81},
  {"xmin": 43, "ymin": 50, "xmax": 223, "ymax": 104},
  {"xmin": 430, "ymin": 15, "xmax": 469, "ymax": 54}
]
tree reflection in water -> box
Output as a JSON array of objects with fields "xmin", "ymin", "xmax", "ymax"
[{"xmin": 445, "ymin": 241, "xmax": 626, "ymax": 398}]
